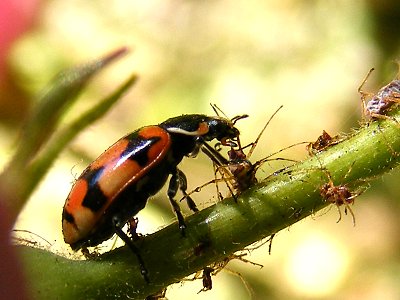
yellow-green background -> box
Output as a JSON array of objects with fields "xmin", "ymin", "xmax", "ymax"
[{"xmin": 2, "ymin": 1, "xmax": 400, "ymax": 299}]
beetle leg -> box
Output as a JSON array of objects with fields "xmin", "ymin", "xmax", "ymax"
[
  {"xmin": 177, "ymin": 169, "xmax": 199, "ymax": 213},
  {"xmin": 168, "ymin": 170, "xmax": 187, "ymax": 234},
  {"xmin": 112, "ymin": 216, "xmax": 149, "ymax": 283},
  {"xmin": 188, "ymin": 141, "xmax": 202, "ymax": 157}
]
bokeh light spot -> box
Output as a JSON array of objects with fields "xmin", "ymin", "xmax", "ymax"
[{"xmin": 284, "ymin": 232, "xmax": 350, "ymax": 298}]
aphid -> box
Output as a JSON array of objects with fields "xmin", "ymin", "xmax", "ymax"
[
  {"xmin": 62, "ymin": 114, "xmax": 242, "ymax": 282},
  {"xmin": 306, "ymin": 130, "xmax": 340, "ymax": 155},
  {"xmin": 199, "ymin": 105, "xmax": 303, "ymax": 197},
  {"xmin": 359, "ymin": 67, "xmax": 400, "ymax": 121},
  {"xmin": 319, "ymin": 168, "xmax": 359, "ymax": 226}
]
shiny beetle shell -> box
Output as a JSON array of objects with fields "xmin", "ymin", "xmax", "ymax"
[
  {"xmin": 62, "ymin": 126, "xmax": 170, "ymax": 247},
  {"xmin": 62, "ymin": 114, "xmax": 240, "ymax": 250}
]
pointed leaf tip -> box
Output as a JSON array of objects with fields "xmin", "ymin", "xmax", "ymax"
[{"xmin": 97, "ymin": 47, "xmax": 130, "ymax": 68}]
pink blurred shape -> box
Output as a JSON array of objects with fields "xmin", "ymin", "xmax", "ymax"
[{"xmin": 0, "ymin": 0, "xmax": 41, "ymax": 80}]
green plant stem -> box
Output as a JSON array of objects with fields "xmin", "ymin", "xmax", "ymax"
[{"xmin": 18, "ymin": 109, "xmax": 400, "ymax": 299}]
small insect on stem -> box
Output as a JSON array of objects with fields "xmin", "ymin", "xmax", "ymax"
[
  {"xmin": 306, "ymin": 130, "xmax": 341, "ymax": 156},
  {"xmin": 198, "ymin": 106, "xmax": 305, "ymax": 198},
  {"xmin": 359, "ymin": 66, "xmax": 400, "ymax": 122},
  {"xmin": 319, "ymin": 167, "xmax": 359, "ymax": 226}
]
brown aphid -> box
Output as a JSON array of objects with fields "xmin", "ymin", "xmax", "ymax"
[
  {"xmin": 320, "ymin": 176, "xmax": 357, "ymax": 226},
  {"xmin": 359, "ymin": 67, "xmax": 400, "ymax": 121},
  {"xmin": 307, "ymin": 130, "xmax": 340, "ymax": 155},
  {"xmin": 205, "ymin": 142, "xmax": 257, "ymax": 194},
  {"xmin": 199, "ymin": 105, "xmax": 303, "ymax": 197}
]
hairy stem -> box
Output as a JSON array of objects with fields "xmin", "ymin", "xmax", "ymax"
[{"xmin": 19, "ymin": 109, "xmax": 400, "ymax": 299}]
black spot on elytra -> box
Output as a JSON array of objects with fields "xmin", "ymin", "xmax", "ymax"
[
  {"xmin": 82, "ymin": 183, "xmax": 108, "ymax": 212},
  {"xmin": 125, "ymin": 136, "xmax": 162, "ymax": 167},
  {"xmin": 81, "ymin": 167, "xmax": 108, "ymax": 212},
  {"xmin": 78, "ymin": 135, "xmax": 162, "ymax": 213}
]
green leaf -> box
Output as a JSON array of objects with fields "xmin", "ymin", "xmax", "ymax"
[
  {"xmin": 24, "ymin": 74, "xmax": 138, "ymax": 200},
  {"xmin": 0, "ymin": 48, "xmax": 129, "ymax": 221}
]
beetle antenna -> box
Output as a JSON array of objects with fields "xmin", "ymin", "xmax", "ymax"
[
  {"xmin": 210, "ymin": 103, "xmax": 220, "ymax": 116},
  {"xmin": 210, "ymin": 103, "xmax": 230, "ymax": 119}
]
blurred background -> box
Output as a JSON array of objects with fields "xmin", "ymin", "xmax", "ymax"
[{"xmin": 2, "ymin": 0, "xmax": 400, "ymax": 299}]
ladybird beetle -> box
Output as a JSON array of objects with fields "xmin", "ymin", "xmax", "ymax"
[{"xmin": 62, "ymin": 114, "xmax": 241, "ymax": 282}]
